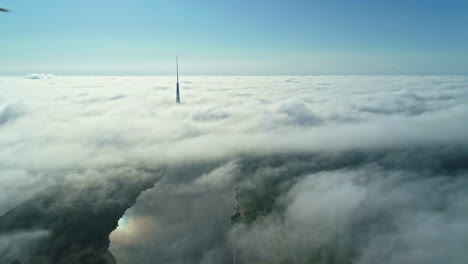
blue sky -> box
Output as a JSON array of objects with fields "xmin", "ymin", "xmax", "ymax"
[{"xmin": 1, "ymin": 0, "xmax": 467, "ymax": 75}]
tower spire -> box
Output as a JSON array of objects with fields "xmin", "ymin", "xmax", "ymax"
[{"xmin": 176, "ymin": 56, "xmax": 180, "ymax": 104}]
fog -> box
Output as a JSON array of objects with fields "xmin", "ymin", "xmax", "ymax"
[{"xmin": 1, "ymin": 76, "xmax": 468, "ymax": 263}]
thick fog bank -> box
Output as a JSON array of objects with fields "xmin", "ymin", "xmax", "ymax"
[{"xmin": 0, "ymin": 76, "xmax": 467, "ymax": 263}]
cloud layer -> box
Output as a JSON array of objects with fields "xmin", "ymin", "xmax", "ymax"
[
  {"xmin": 22, "ymin": 73, "xmax": 56, "ymax": 79},
  {"xmin": 0, "ymin": 76, "xmax": 468, "ymax": 263}
]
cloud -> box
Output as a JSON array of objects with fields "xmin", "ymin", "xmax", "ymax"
[
  {"xmin": 230, "ymin": 165, "xmax": 468, "ymax": 264},
  {"xmin": 0, "ymin": 230, "xmax": 50, "ymax": 263},
  {"xmin": 274, "ymin": 98, "xmax": 322, "ymax": 126},
  {"xmin": 0, "ymin": 103, "xmax": 26, "ymax": 126},
  {"xmin": 192, "ymin": 107, "xmax": 231, "ymax": 121},
  {"xmin": 23, "ymin": 73, "xmax": 55, "ymax": 79},
  {"xmin": 0, "ymin": 76, "xmax": 467, "ymax": 263}
]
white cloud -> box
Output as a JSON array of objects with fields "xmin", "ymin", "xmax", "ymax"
[
  {"xmin": 0, "ymin": 76, "xmax": 468, "ymax": 263},
  {"xmin": 22, "ymin": 73, "xmax": 55, "ymax": 79}
]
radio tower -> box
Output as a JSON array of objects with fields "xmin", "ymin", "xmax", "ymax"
[{"xmin": 176, "ymin": 56, "xmax": 181, "ymax": 104}]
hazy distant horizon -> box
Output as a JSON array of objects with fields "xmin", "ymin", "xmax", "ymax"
[
  {"xmin": 1, "ymin": 65, "xmax": 467, "ymax": 77},
  {"xmin": 3, "ymin": 73, "xmax": 468, "ymax": 77}
]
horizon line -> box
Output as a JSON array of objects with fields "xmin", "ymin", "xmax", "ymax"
[{"xmin": 1, "ymin": 73, "xmax": 468, "ymax": 77}]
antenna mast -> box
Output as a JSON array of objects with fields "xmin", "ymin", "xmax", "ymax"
[{"xmin": 176, "ymin": 56, "xmax": 180, "ymax": 104}]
